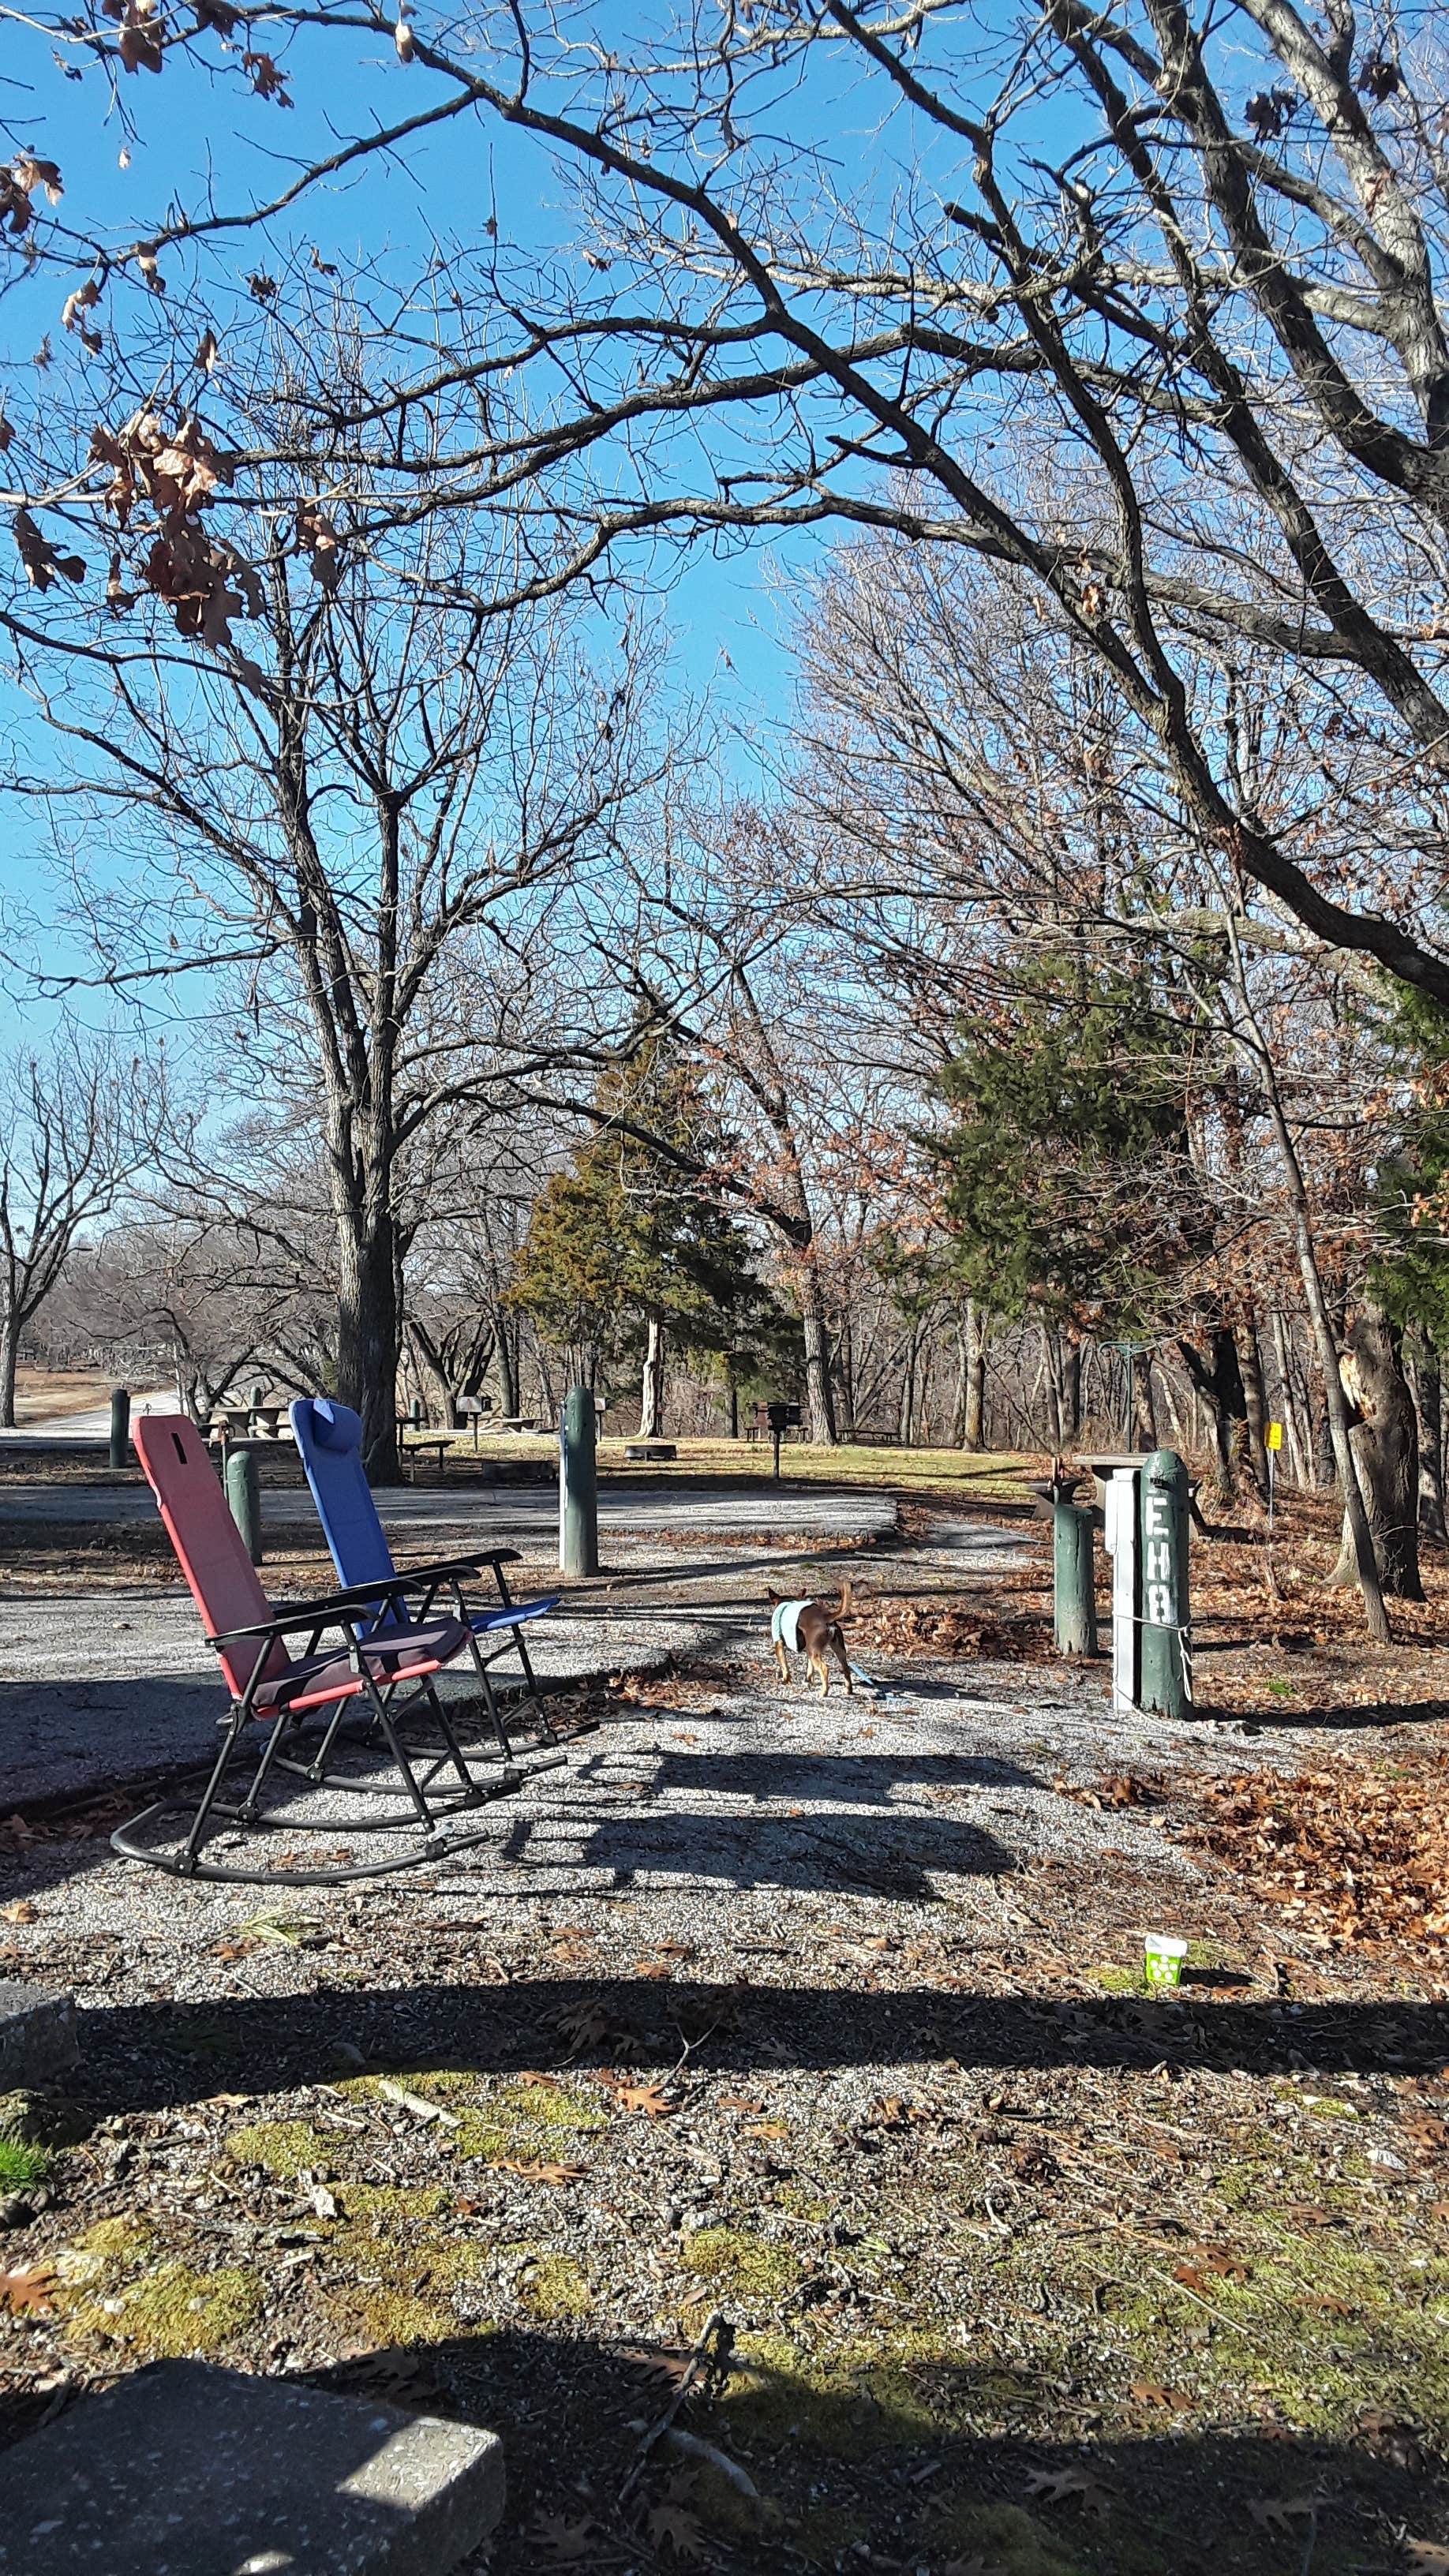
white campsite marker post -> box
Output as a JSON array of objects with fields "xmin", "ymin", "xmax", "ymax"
[{"xmin": 1103, "ymin": 1465, "xmax": 1140, "ymax": 1717}]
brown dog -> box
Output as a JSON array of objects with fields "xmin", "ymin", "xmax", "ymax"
[{"xmin": 769, "ymin": 1581, "xmax": 854, "ymax": 1695}]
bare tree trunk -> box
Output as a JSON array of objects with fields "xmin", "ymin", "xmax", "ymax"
[
  {"xmin": 1270, "ymin": 1309, "xmax": 1310, "ymax": 1491},
  {"xmin": 897, "ymin": 1324, "xmax": 919, "ymax": 1446},
  {"xmin": 1039, "ymin": 1325, "xmax": 1062, "ymax": 1451},
  {"xmin": 1226, "ymin": 929, "xmax": 1388, "ymax": 1638},
  {"xmin": 1178, "ymin": 1327, "xmax": 1244, "ymax": 1497},
  {"xmin": 800, "ymin": 1272, "xmax": 837, "ymax": 1446},
  {"xmin": 1058, "ymin": 1335, "xmax": 1082, "ymax": 1443},
  {"xmin": 1130, "ymin": 1350, "xmax": 1157, "ymax": 1449},
  {"xmin": 1237, "ymin": 1317, "xmax": 1271, "ymax": 1500},
  {"xmin": 1404, "ymin": 1328, "xmax": 1447, "ymax": 1546},
  {"xmin": 836, "ymin": 1314, "xmax": 857, "ymax": 1443},
  {"xmin": 336, "ymin": 1212, "xmax": 400, "ymax": 1481},
  {"xmin": 496, "ymin": 1319, "xmax": 519, "ymax": 1419},
  {"xmin": 950, "ymin": 1324, "xmax": 967, "ymax": 1447},
  {"xmin": 530, "ymin": 1327, "xmax": 556, "ymax": 1421},
  {"xmin": 1157, "ymin": 1364, "xmax": 1190, "ymax": 1456},
  {"xmin": 407, "ymin": 1323, "xmax": 455, "ymax": 1425},
  {"xmin": 0, "ymin": 1308, "xmax": 18, "ymax": 1428},
  {"xmin": 961, "ymin": 1300, "xmax": 986, "ymax": 1451},
  {"xmin": 1309, "ymin": 1371, "xmax": 1335, "ymax": 1489},
  {"xmin": 638, "ymin": 1311, "xmax": 666, "ymax": 1439},
  {"xmin": 1328, "ymin": 1301, "xmax": 1425, "ymax": 1598}
]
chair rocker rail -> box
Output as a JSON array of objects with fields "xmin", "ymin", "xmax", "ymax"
[{"xmin": 109, "ymin": 1801, "xmax": 497, "ymax": 1886}]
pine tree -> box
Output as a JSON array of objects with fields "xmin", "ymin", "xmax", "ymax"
[
  {"xmin": 931, "ymin": 953, "xmax": 1204, "ymax": 1339},
  {"xmin": 508, "ymin": 1040, "xmax": 780, "ymax": 1434}
]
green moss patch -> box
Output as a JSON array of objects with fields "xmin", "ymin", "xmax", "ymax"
[
  {"xmin": 496, "ymin": 2079, "xmax": 609, "ymax": 2133},
  {"xmin": 335, "ymin": 2182, "xmax": 451, "ymax": 2222},
  {"xmin": 917, "ymin": 2497, "xmax": 1084, "ymax": 2576},
  {"xmin": 510, "ymin": 2248, "xmax": 591, "ymax": 2320},
  {"xmin": 227, "ymin": 2118, "xmax": 339, "ymax": 2177},
  {"xmin": 0, "ymin": 2087, "xmax": 88, "ymax": 2147},
  {"xmin": 450, "ymin": 2114, "xmax": 510, "ymax": 2161},
  {"xmin": 724, "ymin": 2329, "xmax": 956, "ymax": 2455},
  {"xmin": 680, "ymin": 2227, "xmax": 803, "ymax": 2302},
  {"xmin": 328, "ymin": 2284, "xmax": 465, "ymax": 2348},
  {"xmin": 69, "ymin": 2214, "xmax": 159, "ymax": 2275},
  {"xmin": 69, "ymin": 2258, "xmax": 264, "ymax": 2359},
  {"xmin": 328, "ymin": 2233, "xmax": 490, "ymax": 2346}
]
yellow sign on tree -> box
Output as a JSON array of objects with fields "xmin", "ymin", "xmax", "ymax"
[{"xmin": 1266, "ymin": 1421, "xmax": 1283, "ymax": 1451}]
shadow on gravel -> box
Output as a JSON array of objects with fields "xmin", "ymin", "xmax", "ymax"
[
  {"xmin": 0, "ymin": 2321, "xmax": 1440, "ymax": 2571},
  {"xmin": 1192, "ymin": 1698, "xmax": 1449, "ymax": 1733},
  {"xmin": 643, "ymin": 1750, "xmax": 1040, "ymax": 1800},
  {"xmin": 73, "ymin": 1977, "xmax": 1449, "ymax": 2117},
  {"xmin": 6, "ymin": 2328, "xmax": 1423, "ymax": 2565},
  {"xmin": 9, "ymin": 2334, "xmax": 1427, "ymax": 2568},
  {"xmin": 516, "ymin": 1810, "xmax": 1013, "ymax": 1897},
  {"xmin": 294, "ymin": 2326, "xmax": 1438, "ymax": 2574}
]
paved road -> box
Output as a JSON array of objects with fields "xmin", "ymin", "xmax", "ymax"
[
  {"xmin": 0, "ymin": 1477, "xmax": 900, "ymax": 1546},
  {"xmin": 0, "ymin": 1390, "xmax": 175, "ymax": 1443}
]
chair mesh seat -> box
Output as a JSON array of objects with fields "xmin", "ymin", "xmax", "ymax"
[{"xmin": 256, "ymin": 1616, "xmax": 470, "ymax": 1714}]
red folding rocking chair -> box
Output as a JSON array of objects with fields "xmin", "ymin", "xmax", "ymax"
[{"xmin": 112, "ymin": 1415, "xmax": 520, "ymax": 1885}]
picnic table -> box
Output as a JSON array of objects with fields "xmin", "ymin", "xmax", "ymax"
[
  {"xmin": 204, "ymin": 1403, "xmax": 284, "ymax": 1443},
  {"xmin": 399, "ymin": 1435, "xmax": 455, "ymax": 1484}
]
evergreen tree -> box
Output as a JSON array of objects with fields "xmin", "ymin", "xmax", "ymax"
[
  {"xmin": 508, "ymin": 1041, "xmax": 780, "ymax": 1433},
  {"xmin": 1372, "ymin": 989, "xmax": 1449, "ymax": 1347},
  {"xmin": 931, "ymin": 954, "xmax": 1206, "ymax": 1339}
]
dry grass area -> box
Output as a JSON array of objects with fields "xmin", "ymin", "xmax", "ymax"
[
  {"xmin": 6, "ymin": 1370, "xmax": 118, "ymax": 1425},
  {"xmin": 428, "ymin": 1429, "xmax": 1036, "ymax": 1506}
]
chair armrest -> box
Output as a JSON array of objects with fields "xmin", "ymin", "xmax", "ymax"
[
  {"xmin": 207, "ymin": 1578, "xmax": 411, "ymax": 1646},
  {"xmin": 388, "ymin": 1550, "xmax": 522, "ymax": 1589}
]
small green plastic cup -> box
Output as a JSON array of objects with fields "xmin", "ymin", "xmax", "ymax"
[{"xmin": 1144, "ymin": 1934, "xmax": 1188, "ymax": 1990}]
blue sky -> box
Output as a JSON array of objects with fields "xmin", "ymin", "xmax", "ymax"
[{"xmin": 0, "ymin": 20, "xmax": 853, "ymax": 1041}]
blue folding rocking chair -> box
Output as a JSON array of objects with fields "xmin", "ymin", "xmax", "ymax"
[{"xmin": 290, "ymin": 1397, "xmax": 567, "ymax": 1777}]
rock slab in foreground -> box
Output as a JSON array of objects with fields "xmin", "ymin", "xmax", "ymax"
[
  {"xmin": 0, "ymin": 2359, "xmax": 506, "ymax": 2576},
  {"xmin": 0, "ymin": 1978, "xmax": 78, "ymax": 2084}
]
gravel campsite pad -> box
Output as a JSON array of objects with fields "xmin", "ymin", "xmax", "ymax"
[{"xmin": 5, "ymin": 1612, "xmax": 1449, "ymax": 2576}]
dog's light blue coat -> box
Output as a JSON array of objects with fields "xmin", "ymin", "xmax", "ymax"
[{"xmin": 770, "ymin": 1599, "xmax": 811, "ymax": 1653}]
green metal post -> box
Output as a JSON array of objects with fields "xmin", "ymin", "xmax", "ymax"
[
  {"xmin": 1052, "ymin": 1502, "xmax": 1098, "ymax": 1655},
  {"xmin": 560, "ymin": 1383, "xmax": 599, "ymax": 1577},
  {"xmin": 108, "ymin": 1386, "xmax": 130, "ymax": 1471},
  {"xmin": 223, "ymin": 1441, "xmax": 263, "ymax": 1567},
  {"xmin": 1138, "ymin": 1447, "xmax": 1189, "ymax": 1716}
]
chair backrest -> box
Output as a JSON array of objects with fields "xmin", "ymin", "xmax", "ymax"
[
  {"xmin": 290, "ymin": 1397, "xmax": 398, "ymax": 1621},
  {"xmin": 133, "ymin": 1414, "xmax": 288, "ymax": 1701}
]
